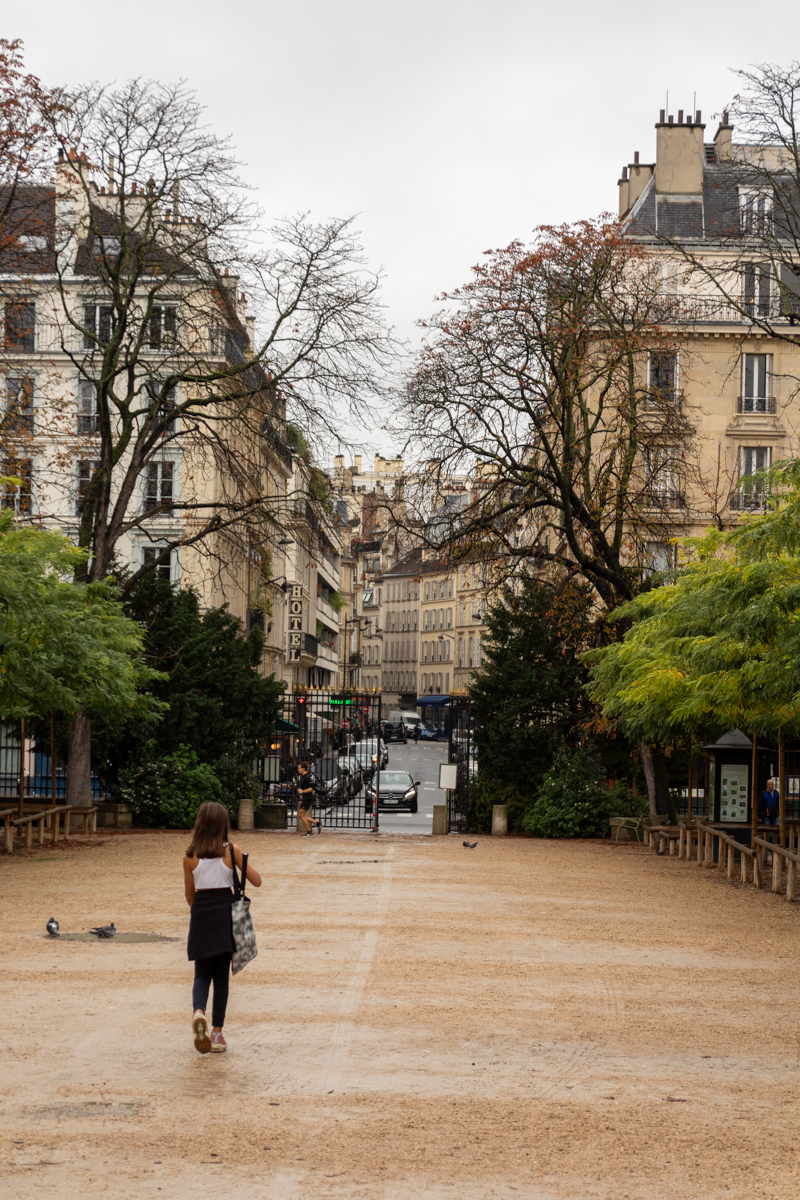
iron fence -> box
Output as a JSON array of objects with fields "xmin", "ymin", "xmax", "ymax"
[
  {"xmin": 259, "ymin": 688, "xmax": 383, "ymax": 829},
  {"xmin": 447, "ymin": 696, "xmax": 473, "ymax": 833}
]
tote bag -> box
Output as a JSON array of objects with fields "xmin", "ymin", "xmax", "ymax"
[{"xmin": 231, "ymin": 850, "xmax": 257, "ymax": 974}]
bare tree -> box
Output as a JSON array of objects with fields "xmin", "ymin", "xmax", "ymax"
[
  {"xmin": 3, "ymin": 73, "xmax": 396, "ymax": 799},
  {"xmin": 399, "ymin": 220, "xmax": 695, "ymax": 608}
]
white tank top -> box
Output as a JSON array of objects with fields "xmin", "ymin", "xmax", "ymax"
[{"xmin": 193, "ymin": 847, "xmax": 234, "ymax": 890}]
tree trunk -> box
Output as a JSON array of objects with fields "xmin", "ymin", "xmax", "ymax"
[
  {"xmin": 639, "ymin": 741, "xmax": 676, "ymax": 822},
  {"xmin": 639, "ymin": 741, "xmax": 658, "ymax": 818},
  {"xmin": 66, "ymin": 714, "xmax": 92, "ymax": 807}
]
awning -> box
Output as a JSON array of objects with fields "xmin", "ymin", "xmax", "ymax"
[
  {"xmin": 272, "ymin": 717, "xmax": 299, "ymax": 733},
  {"xmin": 415, "ymin": 695, "xmax": 451, "ymax": 708}
]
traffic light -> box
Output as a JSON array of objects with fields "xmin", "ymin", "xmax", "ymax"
[{"xmin": 296, "ymin": 694, "xmax": 307, "ymax": 724}]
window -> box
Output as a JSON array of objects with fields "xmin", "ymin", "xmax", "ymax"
[
  {"xmin": 457, "ymin": 638, "xmax": 464, "ymax": 667},
  {"xmin": 424, "ymin": 582, "xmax": 430, "ymax": 601},
  {"xmin": 648, "ymin": 352, "xmax": 678, "ymax": 404},
  {"xmin": 148, "ymin": 306, "xmax": 178, "ymax": 351},
  {"xmin": 743, "ymin": 266, "xmax": 771, "ymax": 319},
  {"xmin": 76, "ymin": 459, "xmax": 98, "ymax": 516},
  {"xmin": 447, "ymin": 607, "xmax": 453, "ymax": 629},
  {"xmin": 144, "ymin": 460, "xmax": 174, "ymax": 514},
  {"xmin": 143, "ymin": 546, "xmax": 172, "ymax": 581},
  {"xmin": 742, "ymin": 353, "xmax": 770, "ymax": 412},
  {"xmin": 145, "ymin": 378, "xmax": 179, "ymax": 433},
  {"xmin": 78, "ymin": 380, "xmax": 99, "ymax": 434},
  {"xmin": 741, "ymin": 191, "xmax": 771, "ymax": 236},
  {"xmin": 19, "ymin": 235, "xmax": 47, "ymax": 252},
  {"xmin": 1, "ymin": 459, "xmax": 32, "ymax": 514},
  {"xmin": 736, "ymin": 446, "xmax": 770, "ymax": 510},
  {"xmin": 5, "ymin": 301, "xmax": 35, "ymax": 352},
  {"xmin": 83, "ymin": 304, "xmax": 115, "ymax": 349},
  {"xmin": 645, "ymin": 445, "xmax": 681, "ymax": 505},
  {"xmin": 644, "ymin": 542, "xmax": 675, "ymax": 576},
  {"xmin": 469, "ymin": 637, "xmax": 475, "ymax": 667},
  {"xmin": 5, "ymin": 376, "xmax": 33, "ymax": 434}
]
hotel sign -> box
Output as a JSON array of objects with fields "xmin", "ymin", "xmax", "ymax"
[{"xmin": 287, "ymin": 583, "xmax": 304, "ymax": 663}]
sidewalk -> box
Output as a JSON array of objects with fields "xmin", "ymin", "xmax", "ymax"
[{"xmin": 2, "ymin": 830, "xmax": 799, "ymax": 1199}]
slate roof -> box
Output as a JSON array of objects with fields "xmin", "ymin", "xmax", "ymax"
[{"xmin": 625, "ymin": 160, "xmax": 784, "ymax": 242}]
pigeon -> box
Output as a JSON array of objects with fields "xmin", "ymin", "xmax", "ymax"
[
  {"xmin": 462, "ymin": 841, "xmax": 478, "ymax": 849},
  {"xmin": 46, "ymin": 917, "xmax": 60, "ymax": 937},
  {"xmin": 89, "ymin": 923, "xmax": 116, "ymax": 939}
]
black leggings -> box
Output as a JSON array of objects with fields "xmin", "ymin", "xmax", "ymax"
[{"xmin": 192, "ymin": 952, "xmax": 232, "ymax": 1027}]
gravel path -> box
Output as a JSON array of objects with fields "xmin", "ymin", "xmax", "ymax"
[{"xmin": 2, "ymin": 828, "xmax": 799, "ymax": 1198}]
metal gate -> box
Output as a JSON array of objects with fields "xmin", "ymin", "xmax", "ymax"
[
  {"xmin": 447, "ymin": 696, "xmax": 472, "ymax": 833},
  {"xmin": 260, "ymin": 688, "xmax": 383, "ymax": 829}
]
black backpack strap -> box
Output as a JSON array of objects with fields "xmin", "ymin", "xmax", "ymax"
[
  {"xmin": 239, "ymin": 853, "xmax": 248, "ymax": 901},
  {"xmin": 229, "ymin": 844, "xmax": 241, "ymax": 901}
]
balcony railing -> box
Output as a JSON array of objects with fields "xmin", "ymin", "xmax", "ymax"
[
  {"xmin": 729, "ymin": 491, "xmax": 769, "ymax": 513},
  {"xmin": 737, "ymin": 395, "xmax": 777, "ymax": 414},
  {"xmin": 303, "ymin": 631, "xmax": 318, "ymax": 658},
  {"xmin": 654, "ymin": 294, "xmax": 800, "ymax": 325}
]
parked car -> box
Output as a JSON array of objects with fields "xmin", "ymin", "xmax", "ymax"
[
  {"xmin": 419, "ymin": 723, "xmax": 439, "ymax": 741},
  {"xmin": 311, "ymin": 756, "xmax": 362, "ymax": 806},
  {"xmin": 340, "ymin": 738, "xmax": 388, "ymax": 779},
  {"xmin": 364, "ymin": 770, "xmax": 421, "ymax": 814},
  {"xmin": 382, "ymin": 720, "xmax": 406, "ymax": 744}
]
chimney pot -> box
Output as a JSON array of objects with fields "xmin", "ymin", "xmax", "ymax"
[
  {"xmin": 132, "ymin": 182, "xmax": 137, "ymax": 194},
  {"xmin": 622, "ymin": 166, "xmax": 628, "ymax": 180},
  {"xmin": 678, "ymin": 109, "xmax": 684, "ymax": 124},
  {"xmin": 668, "ymin": 115, "xmax": 674, "ymax": 125},
  {"xmin": 57, "ymin": 148, "xmax": 64, "ymax": 161},
  {"xmin": 659, "ymin": 109, "xmax": 665, "ymax": 122},
  {"xmin": 634, "ymin": 151, "xmax": 640, "ymax": 164},
  {"xmin": 696, "ymin": 109, "xmax": 702, "ymax": 122},
  {"xmin": 723, "ymin": 109, "xmax": 729, "ymax": 124}
]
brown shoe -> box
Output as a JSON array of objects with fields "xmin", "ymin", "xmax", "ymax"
[
  {"xmin": 193, "ymin": 1010, "xmax": 211, "ymax": 1054},
  {"xmin": 210, "ymin": 1032, "xmax": 227, "ymax": 1053}
]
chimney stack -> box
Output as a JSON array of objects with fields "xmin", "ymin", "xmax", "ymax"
[{"xmin": 655, "ymin": 107, "xmax": 705, "ymax": 195}]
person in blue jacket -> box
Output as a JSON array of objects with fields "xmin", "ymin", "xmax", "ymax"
[{"xmin": 760, "ymin": 778, "xmax": 780, "ymax": 825}]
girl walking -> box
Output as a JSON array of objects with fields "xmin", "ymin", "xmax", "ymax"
[{"xmin": 183, "ymin": 802, "xmax": 261, "ymax": 1054}]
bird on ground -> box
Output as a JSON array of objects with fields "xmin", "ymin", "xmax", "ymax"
[
  {"xmin": 89, "ymin": 923, "xmax": 116, "ymax": 938},
  {"xmin": 462, "ymin": 841, "xmax": 478, "ymax": 849},
  {"xmin": 46, "ymin": 917, "xmax": 60, "ymax": 937}
]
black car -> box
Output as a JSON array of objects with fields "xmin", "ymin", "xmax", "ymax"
[
  {"xmin": 365, "ymin": 770, "xmax": 420, "ymax": 814},
  {"xmin": 382, "ymin": 720, "xmax": 407, "ymax": 744}
]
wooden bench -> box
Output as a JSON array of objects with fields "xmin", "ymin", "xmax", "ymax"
[{"xmin": 646, "ymin": 824, "xmax": 681, "ymax": 854}]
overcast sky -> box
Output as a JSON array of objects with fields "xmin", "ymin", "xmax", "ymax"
[{"xmin": 14, "ymin": 1, "xmax": 800, "ymax": 453}]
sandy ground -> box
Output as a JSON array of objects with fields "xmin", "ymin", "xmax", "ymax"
[{"xmin": 2, "ymin": 828, "xmax": 800, "ymax": 1200}]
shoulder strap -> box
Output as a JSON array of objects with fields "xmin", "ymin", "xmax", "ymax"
[{"xmin": 229, "ymin": 845, "xmax": 241, "ymax": 900}]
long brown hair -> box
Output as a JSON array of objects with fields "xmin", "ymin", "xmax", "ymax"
[{"xmin": 186, "ymin": 802, "xmax": 230, "ymax": 859}]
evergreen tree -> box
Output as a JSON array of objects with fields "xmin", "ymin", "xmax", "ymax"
[{"xmin": 93, "ymin": 574, "xmax": 283, "ymax": 808}]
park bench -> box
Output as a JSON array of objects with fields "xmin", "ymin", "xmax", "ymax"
[{"xmin": 646, "ymin": 823, "xmax": 681, "ymax": 854}]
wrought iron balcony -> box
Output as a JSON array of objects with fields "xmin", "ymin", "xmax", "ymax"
[
  {"xmin": 654, "ymin": 294, "xmax": 800, "ymax": 325},
  {"xmin": 737, "ymin": 395, "xmax": 777, "ymax": 414}
]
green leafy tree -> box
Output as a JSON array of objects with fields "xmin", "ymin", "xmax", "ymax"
[
  {"xmin": 95, "ymin": 573, "xmax": 283, "ymax": 814},
  {"xmin": 0, "ymin": 505, "xmax": 164, "ymax": 800}
]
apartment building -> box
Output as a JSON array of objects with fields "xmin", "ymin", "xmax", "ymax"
[
  {"xmin": 0, "ymin": 152, "xmax": 301, "ymax": 688},
  {"xmin": 379, "ymin": 552, "xmax": 420, "ymax": 707},
  {"xmin": 617, "ymin": 108, "xmax": 800, "ymax": 542}
]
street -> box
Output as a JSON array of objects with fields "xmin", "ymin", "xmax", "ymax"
[{"xmin": 372, "ymin": 738, "xmax": 449, "ymax": 834}]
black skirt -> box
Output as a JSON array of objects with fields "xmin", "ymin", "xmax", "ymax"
[{"xmin": 187, "ymin": 888, "xmax": 234, "ymax": 961}]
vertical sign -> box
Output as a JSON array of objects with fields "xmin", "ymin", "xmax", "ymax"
[{"xmin": 287, "ymin": 583, "xmax": 304, "ymax": 663}]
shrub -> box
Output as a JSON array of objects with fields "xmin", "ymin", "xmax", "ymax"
[
  {"xmin": 468, "ymin": 775, "xmax": 527, "ymax": 834},
  {"xmin": 522, "ymin": 742, "xmax": 646, "ymax": 838},
  {"xmin": 118, "ymin": 743, "xmax": 223, "ymax": 829}
]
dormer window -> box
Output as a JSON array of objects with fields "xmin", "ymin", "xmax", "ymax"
[{"xmin": 740, "ymin": 191, "xmax": 772, "ymax": 236}]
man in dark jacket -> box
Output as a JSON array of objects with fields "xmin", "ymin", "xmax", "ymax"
[{"xmin": 760, "ymin": 778, "xmax": 780, "ymax": 825}]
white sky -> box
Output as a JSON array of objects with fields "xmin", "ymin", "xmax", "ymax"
[{"xmin": 14, "ymin": 0, "xmax": 800, "ymax": 454}]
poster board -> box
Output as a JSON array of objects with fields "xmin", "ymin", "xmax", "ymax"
[
  {"xmin": 719, "ymin": 762, "xmax": 749, "ymax": 822},
  {"xmin": 438, "ymin": 762, "xmax": 458, "ymax": 790}
]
